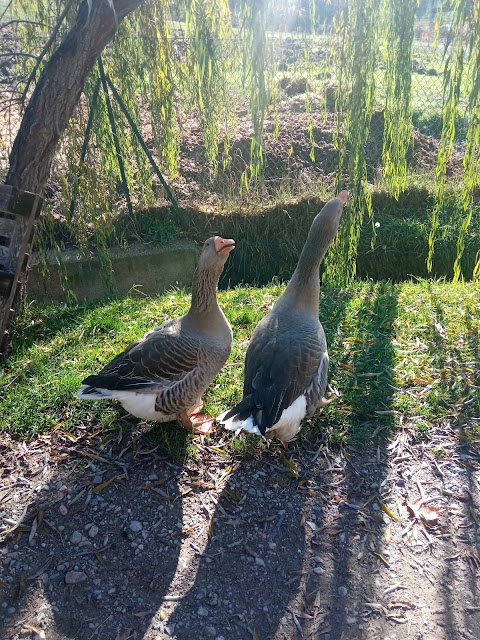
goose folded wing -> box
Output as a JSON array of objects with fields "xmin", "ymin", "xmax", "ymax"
[
  {"xmin": 244, "ymin": 328, "xmax": 324, "ymax": 433},
  {"xmin": 82, "ymin": 328, "xmax": 200, "ymax": 391}
]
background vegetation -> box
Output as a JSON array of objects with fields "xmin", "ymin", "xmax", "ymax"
[{"xmin": 0, "ymin": 0, "xmax": 478, "ymax": 287}]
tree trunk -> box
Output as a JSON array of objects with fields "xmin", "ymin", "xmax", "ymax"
[
  {"xmin": 6, "ymin": 0, "xmax": 144, "ymax": 193},
  {"xmin": 0, "ymin": 0, "xmax": 144, "ymax": 355}
]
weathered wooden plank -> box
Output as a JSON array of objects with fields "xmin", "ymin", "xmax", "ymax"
[
  {"xmin": 0, "ymin": 184, "xmax": 43, "ymax": 356},
  {"xmin": 0, "ymin": 185, "xmax": 43, "ymax": 218},
  {"xmin": 0, "ymin": 272, "xmax": 14, "ymax": 297}
]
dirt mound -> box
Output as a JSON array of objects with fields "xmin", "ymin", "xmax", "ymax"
[{"xmin": 171, "ymin": 101, "xmax": 463, "ymax": 204}]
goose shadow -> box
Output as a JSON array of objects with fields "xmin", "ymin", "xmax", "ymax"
[{"xmin": 166, "ymin": 285, "xmax": 356, "ymax": 639}]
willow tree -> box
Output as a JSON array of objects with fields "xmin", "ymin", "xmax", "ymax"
[
  {"xmin": 427, "ymin": 0, "xmax": 480, "ymax": 281},
  {"xmin": 0, "ymin": 0, "xmax": 145, "ymax": 354},
  {"xmin": 1, "ymin": 0, "xmax": 479, "ymax": 355}
]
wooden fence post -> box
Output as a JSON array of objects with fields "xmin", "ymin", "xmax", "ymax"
[{"xmin": 0, "ymin": 184, "xmax": 43, "ymax": 356}]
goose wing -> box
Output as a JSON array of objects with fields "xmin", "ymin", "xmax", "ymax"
[
  {"xmin": 240, "ymin": 322, "xmax": 325, "ymax": 433},
  {"xmin": 82, "ymin": 319, "xmax": 201, "ymax": 391}
]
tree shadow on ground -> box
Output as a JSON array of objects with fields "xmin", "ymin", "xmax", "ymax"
[
  {"xmin": 0, "ymin": 424, "xmax": 190, "ymax": 640},
  {"xmin": 319, "ymin": 282, "xmax": 399, "ymax": 639},
  {"xmin": 427, "ymin": 288, "xmax": 480, "ymax": 639}
]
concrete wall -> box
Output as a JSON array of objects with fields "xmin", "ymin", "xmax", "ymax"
[{"xmin": 28, "ymin": 239, "xmax": 200, "ymax": 304}]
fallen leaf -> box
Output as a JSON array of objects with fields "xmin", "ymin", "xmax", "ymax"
[
  {"xmin": 93, "ymin": 476, "xmax": 117, "ymax": 493},
  {"xmin": 379, "ymin": 500, "xmax": 401, "ymax": 522},
  {"xmin": 211, "ymin": 447, "xmax": 228, "ymax": 455},
  {"xmin": 371, "ymin": 549, "xmax": 390, "ymax": 566},
  {"xmin": 223, "ymin": 487, "xmax": 242, "ymax": 501},
  {"xmin": 207, "ymin": 514, "xmax": 215, "ymax": 539},
  {"xmin": 407, "ymin": 497, "xmax": 441, "ymax": 526},
  {"xmin": 280, "ymin": 453, "xmax": 299, "ymax": 476},
  {"xmin": 29, "ymin": 516, "xmax": 38, "ymax": 544}
]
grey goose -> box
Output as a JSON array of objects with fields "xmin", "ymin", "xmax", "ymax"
[
  {"xmin": 78, "ymin": 236, "xmax": 235, "ymax": 434},
  {"xmin": 219, "ymin": 192, "xmax": 348, "ymax": 443}
]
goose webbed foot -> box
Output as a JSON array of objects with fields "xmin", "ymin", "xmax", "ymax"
[
  {"xmin": 315, "ymin": 396, "xmax": 333, "ymax": 413},
  {"xmin": 178, "ymin": 408, "xmax": 216, "ymax": 435}
]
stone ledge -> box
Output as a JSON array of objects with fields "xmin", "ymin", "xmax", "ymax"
[{"xmin": 28, "ymin": 239, "xmax": 200, "ymax": 303}]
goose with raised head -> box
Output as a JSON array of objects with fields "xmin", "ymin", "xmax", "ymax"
[
  {"xmin": 218, "ymin": 192, "xmax": 348, "ymax": 444},
  {"xmin": 78, "ymin": 236, "xmax": 235, "ymax": 434}
]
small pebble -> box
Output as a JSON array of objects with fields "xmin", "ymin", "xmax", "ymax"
[
  {"xmin": 338, "ymin": 586, "xmax": 348, "ymax": 597},
  {"xmin": 58, "ymin": 504, "xmax": 68, "ymax": 516},
  {"xmin": 93, "ymin": 475, "xmax": 103, "ymax": 484},
  {"xmin": 130, "ymin": 520, "xmax": 142, "ymax": 533},
  {"xmin": 205, "ymin": 626, "xmax": 216, "ymax": 637},
  {"xmin": 255, "ymin": 557, "xmax": 265, "ymax": 567},
  {"xmin": 65, "ymin": 570, "xmax": 87, "ymax": 585},
  {"xmin": 7, "ymin": 606, "xmax": 16, "ymax": 614},
  {"xmin": 148, "ymin": 473, "xmax": 159, "ymax": 481},
  {"xmin": 197, "ymin": 606, "xmax": 209, "ymax": 617},
  {"xmin": 70, "ymin": 531, "xmax": 83, "ymax": 545},
  {"xmin": 89, "ymin": 524, "xmax": 99, "ymax": 538}
]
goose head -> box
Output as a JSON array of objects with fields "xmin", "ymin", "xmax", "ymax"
[{"xmin": 199, "ymin": 236, "xmax": 236, "ymax": 268}]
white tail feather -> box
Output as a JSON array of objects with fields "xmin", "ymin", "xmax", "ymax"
[
  {"xmin": 218, "ymin": 411, "xmax": 262, "ymax": 436},
  {"xmin": 77, "ymin": 385, "xmax": 113, "ymax": 400},
  {"xmin": 218, "ymin": 394, "xmax": 307, "ymax": 441}
]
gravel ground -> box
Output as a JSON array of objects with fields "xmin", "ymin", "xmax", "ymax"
[{"xmin": 0, "ymin": 421, "xmax": 479, "ymax": 640}]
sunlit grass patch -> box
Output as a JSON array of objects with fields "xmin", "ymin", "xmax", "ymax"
[{"xmin": 1, "ymin": 281, "xmax": 478, "ymax": 458}]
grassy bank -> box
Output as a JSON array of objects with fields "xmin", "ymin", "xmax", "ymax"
[
  {"xmin": 38, "ymin": 186, "xmax": 480, "ymax": 290},
  {"xmin": 1, "ymin": 281, "xmax": 478, "ymax": 459}
]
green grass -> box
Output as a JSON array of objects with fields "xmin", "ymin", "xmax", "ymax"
[{"xmin": 1, "ymin": 281, "xmax": 479, "ymax": 459}]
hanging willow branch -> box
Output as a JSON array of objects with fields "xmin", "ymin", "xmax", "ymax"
[
  {"xmin": 324, "ymin": 0, "xmax": 381, "ymax": 285},
  {"xmin": 184, "ymin": 0, "xmax": 232, "ymax": 166},
  {"xmin": 427, "ymin": 0, "xmax": 467, "ymax": 273},
  {"xmin": 381, "ymin": 0, "xmax": 417, "ymax": 199},
  {"xmin": 453, "ymin": 0, "xmax": 480, "ymax": 281},
  {"xmin": 240, "ymin": 0, "xmax": 268, "ymax": 183},
  {"xmin": 138, "ymin": 0, "xmax": 179, "ymax": 176}
]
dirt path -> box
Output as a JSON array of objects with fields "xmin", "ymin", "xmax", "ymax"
[{"xmin": 1, "ymin": 421, "xmax": 479, "ymax": 640}]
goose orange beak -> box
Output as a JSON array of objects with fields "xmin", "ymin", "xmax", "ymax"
[
  {"xmin": 337, "ymin": 190, "xmax": 349, "ymax": 206},
  {"xmin": 215, "ymin": 237, "xmax": 235, "ymax": 256}
]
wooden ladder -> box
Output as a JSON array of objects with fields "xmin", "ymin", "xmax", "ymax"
[{"xmin": 0, "ymin": 184, "xmax": 43, "ymax": 356}]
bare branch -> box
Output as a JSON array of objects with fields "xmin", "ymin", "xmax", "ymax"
[
  {"xmin": 0, "ymin": 20, "xmax": 50, "ymax": 30},
  {"xmin": 0, "ymin": 52, "xmax": 38, "ymax": 59}
]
